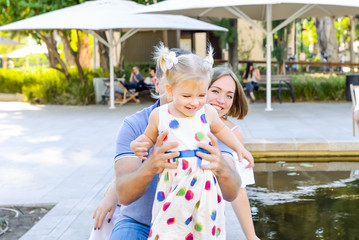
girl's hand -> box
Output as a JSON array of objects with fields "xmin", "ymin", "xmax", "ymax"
[
  {"xmin": 237, "ymin": 147, "xmax": 254, "ymax": 169},
  {"xmin": 130, "ymin": 134, "xmax": 150, "ymax": 160}
]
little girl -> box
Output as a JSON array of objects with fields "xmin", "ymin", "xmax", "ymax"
[{"xmin": 131, "ymin": 44, "xmax": 253, "ymax": 240}]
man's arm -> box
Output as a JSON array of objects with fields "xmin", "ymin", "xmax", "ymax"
[
  {"xmin": 196, "ymin": 132, "xmax": 241, "ymax": 201},
  {"xmin": 115, "ymin": 131, "xmax": 179, "ymax": 205}
]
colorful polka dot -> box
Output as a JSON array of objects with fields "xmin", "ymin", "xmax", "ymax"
[
  {"xmin": 163, "ymin": 135, "xmax": 168, "ymax": 141},
  {"xmin": 185, "ymin": 216, "xmax": 192, "ymax": 225},
  {"xmin": 211, "ymin": 226, "xmax": 216, "ymax": 236},
  {"xmin": 185, "ymin": 190, "xmax": 194, "ymax": 201},
  {"xmin": 194, "ymin": 131, "xmax": 205, "ymax": 141},
  {"xmin": 182, "ymin": 159, "xmax": 189, "ymax": 170},
  {"xmin": 149, "ymin": 229, "xmax": 152, "ymax": 238},
  {"xmin": 186, "ymin": 167, "xmax": 192, "ymax": 175},
  {"xmin": 185, "ymin": 233, "xmax": 193, "ymax": 240},
  {"xmin": 205, "ymin": 180, "xmax": 211, "ymax": 190},
  {"xmin": 194, "ymin": 223, "xmax": 203, "ymax": 232},
  {"xmin": 177, "ymin": 188, "xmax": 186, "ymax": 196},
  {"xmin": 167, "ymin": 217, "xmax": 175, "ymax": 225},
  {"xmin": 211, "ymin": 210, "xmax": 217, "ymax": 221},
  {"xmin": 154, "ymin": 234, "xmax": 159, "ymax": 240},
  {"xmin": 190, "ymin": 177, "xmax": 197, "ymax": 186},
  {"xmin": 163, "ymin": 202, "xmax": 171, "ymax": 211},
  {"xmin": 200, "ymin": 114, "xmax": 207, "ymax": 123},
  {"xmin": 217, "ymin": 194, "xmax": 222, "ymax": 203},
  {"xmin": 169, "ymin": 119, "xmax": 179, "ymax": 129},
  {"xmin": 216, "ymin": 228, "xmax": 221, "ymax": 237},
  {"xmin": 164, "ymin": 171, "xmax": 169, "ymax": 183},
  {"xmin": 195, "ymin": 200, "xmax": 200, "ymax": 209},
  {"xmin": 213, "ymin": 176, "xmax": 217, "ymax": 185},
  {"xmin": 157, "ymin": 191, "xmax": 165, "ymax": 202},
  {"xmin": 172, "ymin": 185, "xmax": 178, "ymax": 192}
]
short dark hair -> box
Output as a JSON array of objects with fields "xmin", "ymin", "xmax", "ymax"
[{"xmin": 155, "ymin": 48, "xmax": 191, "ymax": 79}]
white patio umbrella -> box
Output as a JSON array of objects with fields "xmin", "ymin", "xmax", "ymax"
[
  {"xmin": 0, "ymin": 37, "xmax": 21, "ymax": 45},
  {"xmin": 136, "ymin": 0, "xmax": 359, "ymax": 111},
  {"xmin": 7, "ymin": 44, "xmax": 48, "ymax": 58},
  {"xmin": 0, "ymin": 0, "xmax": 226, "ymax": 108}
]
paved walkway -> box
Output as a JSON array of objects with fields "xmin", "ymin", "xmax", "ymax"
[{"xmin": 0, "ymin": 101, "xmax": 358, "ymax": 240}]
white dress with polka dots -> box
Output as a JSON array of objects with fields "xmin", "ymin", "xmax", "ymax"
[{"xmin": 148, "ymin": 104, "xmax": 226, "ymax": 240}]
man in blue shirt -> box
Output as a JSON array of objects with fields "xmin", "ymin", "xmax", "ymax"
[
  {"xmin": 110, "ymin": 49, "xmax": 240, "ymax": 240},
  {"xmin": 124, "ymin": 66, "xmax": 144, "ymax": 92}
]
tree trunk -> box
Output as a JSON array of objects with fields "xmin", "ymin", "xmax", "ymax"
[
  {"xmin": 117, "ymin": 40, "xmax": 126, "ymax": 72},
  {"xmin": 228, "ymin": 19, "xmax": 238, "ymax": 73},
  {"xmin": 349, "ymin": 16, "xmax": 355, "ymax": 72},
  {"xmin": 41, "ymin": 32, "xmax": 71, "ymax": 81},
  {"xmin": 315, "ymin": 16, "xmax": 339, "ymax": 63},
  {"xmin": 59, "ymin": 31, "xmax": 76, "ymax": 67},
  {"xmin": 79, "ymin": 33, "xmax": 92, "ymax": 69},
  {"xmin": 95, "ymin": 30, "xmax": 110, "ymax": 74}
]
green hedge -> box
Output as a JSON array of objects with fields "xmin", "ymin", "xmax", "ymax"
[
  {"xmin": 244, "ymin": 73, "xmax": 346, "ymax": 102},
  {"xmin": 0, "ymin": 67, "xmax": 103, "ymax": 105},
  {"xmin": 0, "ymin": 68, "xmax": 348, "ymax": 105}
]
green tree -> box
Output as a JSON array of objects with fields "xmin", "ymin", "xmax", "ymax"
[{"xmin": 0, "ymin": 0, "xmax": 91, "ymax": 83}]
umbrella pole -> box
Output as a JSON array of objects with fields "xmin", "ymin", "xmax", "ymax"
[
  {"xmin": 265, "ymin": 4, "xmax": 273, "ymax": 111},
  {"xmin": 109, "ymin": 29, "xmax": 115, "ymax": 109}
]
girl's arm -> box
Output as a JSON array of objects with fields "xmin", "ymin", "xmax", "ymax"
[
  {"xmin": 130, "ymin": 108, "xmax": 159, "ymax": 159},
  {"xmin": 205, "ymin": 105, "xmax": 253, "ymax": 163}
]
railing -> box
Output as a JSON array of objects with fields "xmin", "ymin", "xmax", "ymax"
[{"xmin": 214, "ymin": 59, "xmax": 359, "ymax": 73}]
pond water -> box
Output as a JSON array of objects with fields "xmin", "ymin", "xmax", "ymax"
[{"xmin": 248, "ymin": 162, "xmax": 359, "ymax": 240}]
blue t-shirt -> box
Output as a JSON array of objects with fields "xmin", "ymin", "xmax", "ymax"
[{"xmin": 114, "ymin": 100, "xmax": 233, "ymax": 226}]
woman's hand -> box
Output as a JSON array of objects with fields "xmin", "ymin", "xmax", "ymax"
[
  {"xmin": 130, "ymin": 134, "xmax": 151, "ymax": 160},
  {"xmin": 93, "ymin": 184, "xmax": 118, "ymax": 230}
]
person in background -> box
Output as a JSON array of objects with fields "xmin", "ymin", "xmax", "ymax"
[
  {"xmin": 243, "ymin": 61, "xmax": 260, "ymax": 103},
  {"xmin": 124, "ymin": 66, "xmax": 144, "ymax": 92},
  {"xmin": 144, "ymin": 66, "xmax": 156, "ymax": 86}
]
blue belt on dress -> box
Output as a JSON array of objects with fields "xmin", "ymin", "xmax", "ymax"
[{"xmin": 167, "ymin": 148, "xmax": 209, "ymax": 168}]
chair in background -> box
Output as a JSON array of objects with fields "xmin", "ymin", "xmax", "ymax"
[
  {"xmin": 101, "ymin": 78, "xmax": 140, "ymax": 106},
  {"xmin": 350, "ymin": 84, "xmax": 359, "ymax": 136},
  {"xmin": 115, "ymin": 81, "xmax": 140, "ymax": 106}
]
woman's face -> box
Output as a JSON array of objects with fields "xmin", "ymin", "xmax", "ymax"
[{"xmin": 207, "ymin": 75, "xmax": 236, "ymax": 118}]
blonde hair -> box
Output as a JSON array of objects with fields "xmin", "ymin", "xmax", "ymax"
[
  {"xmin": 153, "ymin": 42, "xmax": 213, "ymax": 90},
  {"xmin": 211, "ymin": 66, "xmax": 248, "ymax": 120}
]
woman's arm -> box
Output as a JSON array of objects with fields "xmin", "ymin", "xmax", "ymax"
[
  {"xmin": 231, "ymin": 188, "xmax": 260, "ymax": 240},
  {"xmin": 253, "ymin": 69, "xmax": 261, "ymax": 82}
]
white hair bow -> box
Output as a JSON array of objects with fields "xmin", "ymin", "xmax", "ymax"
[
  {"xmin": 163, "ymin": 51, "xmax": 178, "ymax": 69},
  {"xmin": 205, "ymin": 55, "xmax": 214, "ymax": 66}
]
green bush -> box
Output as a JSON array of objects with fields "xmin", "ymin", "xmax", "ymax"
[
  {"xmin": 1, "ymin": 67, "xmax": 102, "ymax": 105},
  {"xmin": 292, "ymin": 74, "xmax": 345, "ymax": 101},
  {"xmin": 252, "ymin": 73, "xmax": 346, "ymax": 102}
]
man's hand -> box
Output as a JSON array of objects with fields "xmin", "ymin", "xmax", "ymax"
[
  {"xmin": 143, "ymin": 130, "xmax": 179, "ymax": 176},
  {"xmin": 196, "ymin": 132, "xmax": 241, "ymax": 201}
]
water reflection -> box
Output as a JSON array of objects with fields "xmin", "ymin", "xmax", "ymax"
[{"xmin": 249, "ymin": 162, "xmax": 359, "ymax": 240}]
